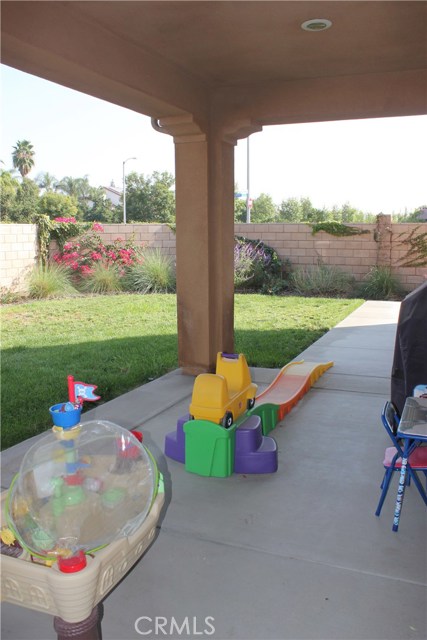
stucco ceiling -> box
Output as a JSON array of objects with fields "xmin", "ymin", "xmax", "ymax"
[
  {"xmin": 2, "ymin": 1, "xmax": 426, "ymax": 130},
  {"xmin": 61, "ymin": 1, "xmax": 427, "ymax": 86}
]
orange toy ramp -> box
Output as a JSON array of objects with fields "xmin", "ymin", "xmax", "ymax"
[{"xmin": 255, "ymin": 360, "xmax": 333, "ymax": 421}]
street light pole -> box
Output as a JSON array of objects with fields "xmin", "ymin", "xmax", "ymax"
[{"xmin": 123, "ymin": 157, "xmax": 136, "ymax": 224}]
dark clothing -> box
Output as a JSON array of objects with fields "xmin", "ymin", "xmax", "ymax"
[{"xmin": 391, "ymin": 280, "xmax": 427, "ymax": 416}]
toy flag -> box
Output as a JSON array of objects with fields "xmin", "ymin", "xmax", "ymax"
[
  {"xmin": 67, "ymin": 375, "xmax": 100, "ymax": 403},
  {"xmin": 74, "ymin": 382, "xmax": 101, "ymax": 402}
]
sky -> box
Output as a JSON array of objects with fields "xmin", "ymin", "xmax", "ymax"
[{"xmin": 1, "ymin": 64, "xmax": 426, "ymax": 216}]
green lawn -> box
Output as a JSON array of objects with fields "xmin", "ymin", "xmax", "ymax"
[{"xmin": 1, "ymin": 294, "xmax": 363, "ymax": 449}]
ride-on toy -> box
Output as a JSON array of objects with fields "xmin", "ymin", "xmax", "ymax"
[
  {"xmin": 189, "ymin": 352, "xmax": 257, "ymax": 428},
  {"xmin": 165, "ymin": 357, "xmax": 334, "ymax": 477}
]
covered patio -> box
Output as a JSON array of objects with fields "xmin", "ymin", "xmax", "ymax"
[
  {"xmin": 2, "ymin": 301, "xmax": 426, "ymax": 639},
  {"xmin": 1, "ymin": 3, "xmax": 426, "ymax": 638}
]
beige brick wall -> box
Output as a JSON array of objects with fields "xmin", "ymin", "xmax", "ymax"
[
  {"xmin": 0, "ymin": 224, "xmax": 38, "ymax": 292},
  {"xmin": 2, "ymin": 222, "xmax": 426, "ymax": 293},
  {"xmin": 235, "ymin": 222, "xmax": 427, "ymax": 288},
  {"xmin": 99, "ymin": 223, "xmax": 176, "ymax": 256},
  {"xmin": 235, "ymin": 222, "xmax": 378, "ymax": 278},
  {"xmin": 48, "ymin": 223, "xmax": 177, "ymax": 260},
  {"xmin": 390, "ymin": 223, "xmax": 427, "ymax": 288}
]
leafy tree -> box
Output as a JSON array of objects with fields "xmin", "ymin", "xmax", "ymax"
[
  {"xmin": 83, "ymin": 186, "xmax": 118, "ymax": 222},
  {"xmin": 340, "ymin": 202, "xmax": 363, "ymax": 223},
  {"xmin": 278, "ymin": 197, "xmax": 303, "ymax": 222},
  {"xmin": 251, "ymin": 193, "xmax": 278, "ymax": 223},
  {"xmin": 294, "ymin": 197, "xmax": 328, "ymax": 223},
  {"xmin": 12, "ymin": 140, "xmax": 35, "ymax": 178},
  {"xmin": 38, "ymin": 192, "xmax": 79, "ymax": 220},
  {"xmin": 55, "ymin": 175, "xmax": 118, "ymax": 221},
  {"xmin": 36, "ymin": 171, "xmax": 58, "ymax": 192},
  {"xmin": 393, "ymin": 206, "xmax": 427, "ymax": 223},
  {"xmin": 0, "ymin": 170, "xmax": 19, "ymax": 221},
  {"xmin": 10, "ymin": 178, "xmax": 40, "ymax": 222},
  {"xmin": 56, "ymin": 176, "xmax": 92, "ymax": 201},
  {"xmin": 278, "ymin": 197, "xmax": 322, "ymax": 223},
  {"xmin": 56, "ymin": 175, "xmax": 94, "ymax": 220},
  {"xmin": 125, "ymin": 171, "xmax": 175, "ymax": 223},
  {"xmin": 329, "ymin": 202, "xmax": 375, "ymax": 223},
  {"xmin": 56, "ymin": 175, "xmax": 87, "ymax": 199},
  {"xmin": 234, "ymin": 198, "xmax": 247, "ymax": 223}
]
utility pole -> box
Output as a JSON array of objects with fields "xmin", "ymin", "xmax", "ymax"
[
  {"xmin": 246, "ymin": 137, "xmax": 251, "ymax": 223},
  {"xmin": 122, "ymin": 157, "xmax": 136, "ymax": 224}
]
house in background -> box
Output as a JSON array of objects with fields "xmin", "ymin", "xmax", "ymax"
[{"xmin": 102, "ymin": 186, "xmax": 121, "ymax": 207}]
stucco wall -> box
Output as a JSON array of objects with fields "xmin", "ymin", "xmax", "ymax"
[{"xmin": 1, "ymin": 220, "xmax": 426, "ymax": 293}]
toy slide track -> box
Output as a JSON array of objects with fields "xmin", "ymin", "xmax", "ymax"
[{"xmin": 255, "ymin": 360, "xmax": 333, "ymax": 421}]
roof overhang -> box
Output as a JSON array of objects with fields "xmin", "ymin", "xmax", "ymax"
[{"xmin": 2, "ymin": 1, "xmax": 426, "ymax": 140}]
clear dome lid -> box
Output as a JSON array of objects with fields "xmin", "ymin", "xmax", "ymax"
[{"xmin": 7, "ymin": 420, "xmax": 157, "ymax": 559}]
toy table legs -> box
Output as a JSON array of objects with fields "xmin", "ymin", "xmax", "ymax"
[{"xmin": 54, "ymin": 604, "xmax": 102, "ymax": 640}]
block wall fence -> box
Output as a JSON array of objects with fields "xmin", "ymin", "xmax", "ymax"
[
  {"xmin": 0, "ymin": 224, "xmax": 38, "ymax": 292},
  {"xmin": 1, "ymin": 216, "xmax": 426, "ymax": 293}
]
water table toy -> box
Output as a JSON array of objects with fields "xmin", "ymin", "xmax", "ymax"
[{"xmin": 1, "ymin": 377, "xmax": 164, "ymax": 625}]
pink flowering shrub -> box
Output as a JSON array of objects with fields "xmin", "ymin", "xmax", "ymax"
[
  {"xmin": 53, "ymin": 222, "xmax": 143, "ymax": 283},
  {"xmin": 54, "ymin": 217, "xmax": 77, "ymax": 224}
]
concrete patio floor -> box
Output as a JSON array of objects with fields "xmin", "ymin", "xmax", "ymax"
[{"xmin": 1, "ymin": 301, "xmax": 426, "ymax": 640}]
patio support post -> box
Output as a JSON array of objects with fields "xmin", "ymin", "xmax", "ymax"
[{"xmin": 174, "ymin": 130, "xmax": 235, "ymax": 374}]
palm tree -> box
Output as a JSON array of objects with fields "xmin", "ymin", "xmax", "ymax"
[
  {"xmin": 56, "ymin": 175, "xmax": 89, "ymax": 199},
  {"xmin": 12, "ymin": 140, "xmax": 35, "ymax": 178},
  {"xmin": 36, "ymin": 171, "xmax": 57, "ymax": 192},
  {"xmin": 56, "ymin": 175, "xmax": 95, "ymax": 218}
]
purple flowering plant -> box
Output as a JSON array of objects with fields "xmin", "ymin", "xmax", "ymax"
[{"xmin": 234, "ymin": 236, "xmax": 282, "ymax": 290}]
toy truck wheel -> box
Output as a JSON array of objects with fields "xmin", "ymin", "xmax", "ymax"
[
  {"xmin": 247, "ymin": 398, "xmax": 255, "ymax": 410},
  {"xmin": 222, "ymin": 412, "xmax": 233, "ymax": 429}
]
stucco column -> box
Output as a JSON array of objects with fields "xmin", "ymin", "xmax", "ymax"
[{"xmin": 174, "ymin": 131, "xmax": 235, "ymax": 374}]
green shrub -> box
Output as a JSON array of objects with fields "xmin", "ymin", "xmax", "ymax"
[
  {"xmin": 79, "ymin": 262, "xmax": 123, "ymax": 294},
  {"xmin": 124, "ymin": 248, "xmax": 176, "ymax": 293},
  {"xmin": 289, "ymin": 263, "xmax": 355, "ymax": 297},
  {"xmin": 260, "ymin": 275, "xmax": 289, "ymax": 296},
  {"xmin": 357, "ymin": 266, "xmax": 406, "ymax": 300},
  {"xmin": 28, "ymin": 263, "xmax": 78, "ymax": 299},
  {"xmin": 0, "ymin": 288, "xmax": 25, "ymax": 304},
  {"xmin": 234, "ymin": 237, "xmax": 283, "ymax": 291}
]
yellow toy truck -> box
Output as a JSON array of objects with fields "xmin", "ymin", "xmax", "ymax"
[{"xmin": 189, "ymin": 352, "xmax": 257, "ymax": 428}]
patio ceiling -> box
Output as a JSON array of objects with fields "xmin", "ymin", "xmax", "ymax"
[
  {"xmin": 2, "ymin": 1, "xmax": 426, "ymax": 132},
  {"xmin": 39, "ymin": 1, "xmax": 427, "ymax": 85}
]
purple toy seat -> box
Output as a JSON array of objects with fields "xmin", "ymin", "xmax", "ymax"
[
  {"xmin": 164, "ymin": 414, "xmax": 189, "ymax": 463},
  {"xmin": 234, "ymin": 414, "xmax": 278, "ymax": 474}
]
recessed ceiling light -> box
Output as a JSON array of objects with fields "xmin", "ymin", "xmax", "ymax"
[{"xmin": 301, "ymin": 18, "xmax": 332, "ymax": 32}]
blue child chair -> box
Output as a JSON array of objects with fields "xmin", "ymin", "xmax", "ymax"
[{"xmin": 375, "ymin": 400, "xmax": 427, "ymax": 517}]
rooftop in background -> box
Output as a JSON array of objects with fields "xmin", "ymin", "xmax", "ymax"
[{"xmin": 102, "ymin": 185, "xmax": 121, "ymax": 207}]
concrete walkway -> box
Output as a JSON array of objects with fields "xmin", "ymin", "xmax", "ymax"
[{"xmin": 1, "ymin": 301, "xmax": 426, "ymax": 640}]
